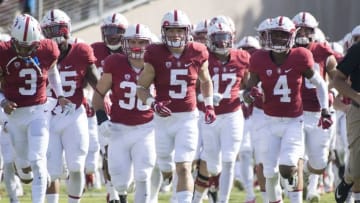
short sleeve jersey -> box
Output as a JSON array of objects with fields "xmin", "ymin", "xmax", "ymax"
[
  {"xmin": 0, "ymin": 39, "xmax": 59, "ymax": 107},
  {"xmin": 144, "ymin": 42, "xmax": 209, "ymax": 112},
  {"xmin": 103, "ymin": 53, "xmax": 153, "ymax": 125},
  {"xmin": 301, "ymin": 42, "xmax": 334, "ymax": 111},
  {"xmin": 56, "ymin": 42, "xmax": 96, "ymax": 107},
  {"xmin": 206, "ymin": 49, "xmax": 250, "ymax": 115},
  {"xmin": 250, "ymin": 47, "xmax": 314, "ymax": 117}
]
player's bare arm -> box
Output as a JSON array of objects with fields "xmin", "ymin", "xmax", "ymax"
[
  {"xmin": 136, "ymin": 62, "xmax": 155, "ymax": 104},
  {"xmin": 303, "ymin": 68, "xmax": 330, "ymax": 114},
  {"xmin": 92, "ymin": 72, "xmax": 112, "ymax": 111},
  {"xmin": 198, "ymin": 60, "xmax": 213, "ymax": 98},
  {"xmin": 243, "ymin": 71, "xmax": 260, "ymax": 104},
  {"xmin": 85, "ymin": 63, "xmax": 100, "ymax": 89}
]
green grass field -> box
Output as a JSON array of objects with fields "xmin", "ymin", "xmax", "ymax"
[{"xmin": 0, "ymin": 183, "xmax": 336, "ymax": 203}]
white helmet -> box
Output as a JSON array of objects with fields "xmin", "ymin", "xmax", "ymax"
[
  {"xmin": 0, "ymin": 33, "xmax": 11, "ymax": 42},
  {"xmin": 123, "ymin": 24, "xmax": 152, "ymax": 59},
  {"xmin": 161, "ymin": 9, "xmax": 191, "ymax": 48},
  {"xmin": 342, "ymin": 32, "xmax": 353, "ymax": 51},
  {"xmin": 292, "ymin": 12, "xmax": 318, "ymax": 46},
  {"xmin": 351, "ymin": 25, "xmax": 360, "ymax": 44},
  {"xmin": 101, "ymin": 13, "xmax": 129, "ymax": 51},
  {"xmin": 292, "ymin": 12, "xmax": 319, "ymax": 28},
  {"xmin": 236, "ymin": 35, "xmax": 260, "ymax": 49},
  {"xmin": 207, "ymin": 22, "xmax": 234, "ymax": 55},
  {"xmin": 192, "ymin": 19, "xmax": 209, "ymax": 44},
  {"xmin": 256, "ymin": 18, "xmax": 272, "ymax": 49},
  {"xmin": 330, "ymin": 41, "xmax": 344, "ymax": 56},
  {"xmin": 209, "ymin": 15, "xmax": 236, "ymax": 34},
  {"xmin": 267, "ymin": 16, "xmax": 297, "ymax": 53},
  {"xmin": 41, "ymin": 9, "xmax": 71, "ymax": 44},
  {"xmin": 11, "ymin": 14, "xmax": 42, "ymax": 57},
  {"xmin": 313, "ymin": 27, "xmax": 326, "ymax": 43}
]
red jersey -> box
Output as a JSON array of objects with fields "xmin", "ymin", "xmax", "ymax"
[
  {"xmin": 103, "ymin": 54, "xmax": 153, "ymax": 125},
  {"xmin": 57, "ymin": 42, "xmax": 96, "ymax": 107},
  {"xmin": 206, "ymin": 49, "xmax": 250, "ymax": 115},
  {"xmin": 250, "ymin": 47, "xmax": 314, "ymax": 117},
  {"xmin": 301, "ymin": 42, "xmax": 334, "ymax": 112},
  {"xmin": 0, "ymin": 39, "xmax": 59, "ymax": 107},
  {"xmin": 144, "ymin": 42, "xmax": 209, "ymax": 113},
  {"xmin": 91, "ymin": 42, "xmax": 122, "ymax": 73}
]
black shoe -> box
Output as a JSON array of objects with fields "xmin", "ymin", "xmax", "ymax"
[
  {"xmin": 119, "ymin": 195, "xmax": 127, "ymax": 203},
  {"xmin": 109, "ymin": 200, "xmax": 120, "ymax": 203},
  {"xmin": 335, "ymin": 179, "xmax": 353, "ymax": 203},
  {"xmin": 207, "ymin": 188, "xmax": 218, "ymax": 203}
]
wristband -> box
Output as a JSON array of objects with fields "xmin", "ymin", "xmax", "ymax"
[
  {"xmin": 96, "ymin": 110, "xmax": 108, "ymax": 125},
  {"xmin": 146, "ymin": 97, "xmax": 155, "ymax": 106},
  {"xmin": 204, "ymin": 96, "xmax": 213, "ymax": 106}
]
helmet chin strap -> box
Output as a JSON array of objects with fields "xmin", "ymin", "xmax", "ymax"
[{"xmin": 106, "ymin": 43, "xmax": 122, "ymax": 51}]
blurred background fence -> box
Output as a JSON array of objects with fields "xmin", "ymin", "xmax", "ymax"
[{"xmin": 0, "ymin": 0, "xmax": 151, "ymax": 33}]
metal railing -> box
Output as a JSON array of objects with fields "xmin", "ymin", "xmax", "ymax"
[{"xmin": 0, "ymin": 0, "xmax": 151, "ymax": 33}]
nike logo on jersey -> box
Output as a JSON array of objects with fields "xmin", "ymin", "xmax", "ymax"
[
  {"xmin": 229, "ymin": 68, "xmax": 237, "ymax": 72},
  {"xmin": 184, "ymin": 63, "xmax": 192, "ymax": 67},
  {"xmin": 64, "ymin": 65, "xmax": 72, "ymax": 69},
  {"xmin": 284, "ymin": 68, "xmax": 292, "ymax": 73}
]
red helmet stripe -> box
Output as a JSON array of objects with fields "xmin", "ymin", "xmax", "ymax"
[
  {"xmin": 302, "ymin": 12, "xmax": 306, "ymax": 23},
  {"xmin": 279, "ymin": 16, "xmax": 283, "ymax": 26},
  {"xmin": 112, "ymin": 14, "xmax": 116, "ymax": 23},
  {"xmin": 174, "ymin": 10, "xmax": 178, "ymax": 22},
  {"xmin": 51, "ymin": 10, "xmax": 55, "ymax": 22},
  {"xmin": 136, "ymin": 24, "xmax": 140, "ymax": 34},
  {"xmin": 23, "ymin": 16, "xmax": 30, "ymax": 42}
]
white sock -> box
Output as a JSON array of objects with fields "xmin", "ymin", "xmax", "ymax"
[
  {"xmin": 67, "ymin": 171, "xmax": 84, "ymax": 200},
  {"xmin": 135, "ymin": 180, "xmax": 150, "ymax": 203},
  {"xmin": 3, "ymin": 163, "xmax": 18, "ymax": 201},
  {"xmin": 239, "ymin": 151, "xmax": 256, "ymax": 201},
  {"xmin": 261, "ymin": 191, "xmax": 268, "ymax": 203},
  {"xmin": 219, "ymin": 162, "xmax": 235, "ymax": 202},
  {"xmin": 307, "ymin": 174, "xmax": 319, "ymax": 194},
  {"xmin": 265, "ymin": 173, "xmax": 282, "ymax": 202},
  {"xmin": 31, "ymin": 160, "xmax": 48, "ymax": 203},
  {"xmin": 192, "ymin": 190, "xmax": 205, "ymax": 203},
  {"xmin": 176, "ymin": 190, "xmax": 192, "ymax": 203},
  {"xmin": 172, "ymin": 171, "xmax": 178, "ymax": 201},
  {"xmin": 150, "ymin": 166, "xmax": 161, "ymax": 203},
  {"xmin": 106, "ymin": 181, "xmax": 119, "ymax": 200},
  {"xmin": 288, "ymin": 191, "xmax": 303, "ymax": 203},
  {"xmin": 353, "ymin": 192, "xmax": 360, "ymax": 200},
  {"xmin": 46, "ymin": 194, "xmax": 59, "ymax": 203}
]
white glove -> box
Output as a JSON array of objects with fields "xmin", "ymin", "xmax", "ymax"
[
  {"xmin": 213, "ymin": 93, "xmax": 223, "ymax": 106},
  {"xmin": 98, "ymin": 120, "xmax": 112, "ymax": 138},
  {"xmin": 63, "ymin": 103, "xmax": 76, "ymax": 115}
]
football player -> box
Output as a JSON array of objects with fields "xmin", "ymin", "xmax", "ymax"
[
  {"xmin": 292, "ymin": 11, "xmax": 338, "ymax": 202},
  {"xmin": 93, "ymin": 23, "xmax": 156, "ymax": 203},
  {"xmin": 90, "ymin": 13, "xmax": 129, "ymax": 203},
  {"xmin": 0, "ymin": 14, "xmax": 71, "ymax": 203},
  {"xmin": 136, "ymin": 9, "xmax": 215, "ymax": 203},
  {"xmin": 41, "ymin": 9, "xmax": 99, "ymax": 203},
  {"xmin": 244, "ymin": 16, "xmax": 331, "ymax": 203}
]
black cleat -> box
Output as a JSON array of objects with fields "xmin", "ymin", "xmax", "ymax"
[
  {"xmin": 335, "ymin": 179, "xmax": 353, "ymax": 203},
  {"xmin": 119, "ymin": 195, "xmax": 127, "ymax": 203}
]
